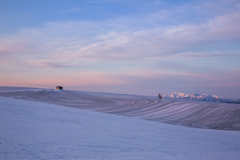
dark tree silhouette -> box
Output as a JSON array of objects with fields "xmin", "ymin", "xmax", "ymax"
[{"xmin": 158, "ymin": 94, "xmax": 162, "ymax": 100}]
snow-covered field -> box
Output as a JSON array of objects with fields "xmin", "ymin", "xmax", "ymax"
[
  {"xmin": 0, "ymin": 87, "xmax": 240, "ymax": 159},
  {"xmin": 1, "ymin": 87, "xmax": 239, "ymax": 131}
]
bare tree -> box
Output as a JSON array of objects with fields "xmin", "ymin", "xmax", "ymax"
[{"xmin": 158, "ymin": 93, "xmax": 162, "ymax": 100}]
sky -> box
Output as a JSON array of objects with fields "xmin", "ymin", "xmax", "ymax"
[{"xmin": 0, "ymin": 0, "xmax": 240, "ymax": 98}]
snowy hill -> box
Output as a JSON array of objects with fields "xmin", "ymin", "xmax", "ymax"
[
  {"xmin": 0, "ymin": 86, "xmax": 240, "ymax": 131},
  {"xmin": 1, "ymin": 95, "xmax": 240, "ymax": 159},
  {"xmin": 164, "ymin": 92, "xmax": 240, "ymax": 103}
]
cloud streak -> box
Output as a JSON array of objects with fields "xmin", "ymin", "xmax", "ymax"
[{"xmin": 1, "ymin": 6, "xmax": 240, "ymax": 68}]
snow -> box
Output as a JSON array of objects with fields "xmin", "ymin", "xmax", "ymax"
[
  {"xmin": 0, "ymin": 86, "xmax": 42, "ymax": 93},
  {"xmin": 164, "ymin": 92, "xmax": 240, "ymax": 103},
  {"xmin": 1, "ymin": 87, "xmax": 240, "ymax": 131},
  {"xmin": 1, "ymin": 92, "xmax": 240, "ymax": 159}
]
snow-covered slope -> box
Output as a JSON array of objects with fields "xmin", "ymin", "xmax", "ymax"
[
  {"xmin": 164, "ymin": 92, "xmax": 240, "ymax": 103},
  {"xmin": 0, "ymin": 87, "xmax": 239, "ymax": 131},
  {"xmin": 1, "ymin": 96, "xmax": 240, "ymax": 160}
]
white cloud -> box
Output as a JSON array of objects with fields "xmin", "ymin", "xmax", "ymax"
[
  {"xmin": 61, "ymin": 8, "xmax": 82, "ymax": 13},
  {"xmin": 0, "ymin": 6, "xmax": 240, "ymax": 68}
]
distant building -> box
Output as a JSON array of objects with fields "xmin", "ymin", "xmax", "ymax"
[{"xmin": 56, "ymin": 86, "xmax": 63, "ymax": 90}]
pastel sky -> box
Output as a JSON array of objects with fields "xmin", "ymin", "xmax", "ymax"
[{"xmin": 1, "ymin": 0, "xmax": 240, "ymax": 98}]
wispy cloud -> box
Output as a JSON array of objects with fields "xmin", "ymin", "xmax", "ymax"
[
  {"xmin": 18, "ymin": 59, "xmax": 75, "ymax": 68},
  {"xmin": 61, "ymin": 8, "xmax": 82, "ymax": 13},
  {"xmin": 0, "ymin": 1, "xmax": 240, "ymax": 69}
]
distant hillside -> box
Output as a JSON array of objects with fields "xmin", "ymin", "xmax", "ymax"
[{"xmin": 163, "ymin": 92, "xmax": 240, "ymax": 103}]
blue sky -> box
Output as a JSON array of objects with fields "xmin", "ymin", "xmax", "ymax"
[{"xmin": 0, "ymin": 0, "xmax": 240, "ymax": 98}]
